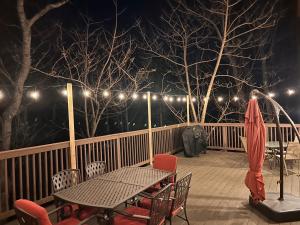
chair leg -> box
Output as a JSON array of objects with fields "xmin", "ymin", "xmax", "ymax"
[
  {"xmin": 169, "ymin": 217, "xmax": 172, "ymax": 225},
  {"xmin": 184, "ymin": 206, "xmax": 190, "ymax": 225}
]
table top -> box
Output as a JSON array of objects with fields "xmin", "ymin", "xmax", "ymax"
[
  {"xmin": 53, "ymin": 166, "xmax": 173, "ymax": 209},
  {"xmin": 266, "ymin": 141, "xmax": 288, "ymax": 149}
]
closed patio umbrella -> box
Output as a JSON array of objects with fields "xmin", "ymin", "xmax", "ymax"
[{"xmin": 245, "ymin": 99, "xmax": 266, "ymax": 202}]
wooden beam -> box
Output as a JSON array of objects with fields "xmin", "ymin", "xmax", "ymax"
[
  {"xmin": 67, "ymin": 83, "xmax": 76, "ymax": 169},
  {"xmin": 186, "ymin": 95, "xmax": 190, "ymax": 126},
  {"xmin": 147, "ymin": 92, "xmax": 153, "ymax": 165}
]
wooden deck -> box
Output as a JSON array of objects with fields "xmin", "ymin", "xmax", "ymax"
[{"xmin": 5, "ymin": 150, "xmax": 300, "ymax": 225}]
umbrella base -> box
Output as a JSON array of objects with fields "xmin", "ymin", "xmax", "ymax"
[{"xmin": 249, "ymin": 192, "xmax": 300, "ymax": 222}]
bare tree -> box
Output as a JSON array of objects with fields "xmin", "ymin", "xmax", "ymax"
[
  {"xmin": 140, "ymin": 0, "xmax": 278, "ymax": 123},
  {"xmin": 0, "ymin": 0, "xmax": 68, "ymax": 150},
  {"xmin": 44, "ymin": 8, "xmax": 152, "ymax": 137}
]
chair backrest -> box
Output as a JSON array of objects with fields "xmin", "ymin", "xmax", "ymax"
[
  {"xmin": 85, "ymin": 161, "xmax": 106, "ymax": 180},
  {"xmin": 171, "ymin": 172, "xmax": 192, "ymax": 214},
  {"xmin": 52, "ymin": 169, "xmax": 81, "ymax": 193},
  {"xmin": 149, "ymin": 184, "xmax": 172, "ymax": 225},
  {"xmin": 153, "ymin": 154, "xmax": 177, "ymax": 172},
  {"xmin": 240, "ymin": 136, "xmax": 247, "ymax": 152},
  {"xmin": 287, "ymin": 142, "xmax": 300, "ymax": 157},
  {"xmin": 15, "ymin": 199, "xmax": 52, "ymax": 225}
]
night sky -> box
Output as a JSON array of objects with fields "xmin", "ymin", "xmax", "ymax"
[{"xmin": 0, "ymin": 0, "xmax": 299, "ymax": 147}]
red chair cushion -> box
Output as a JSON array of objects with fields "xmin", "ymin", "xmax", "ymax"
[
  {"xmin": 79, "ymin": 207, "xmax": 98, "ymax": 220},
  {"xmin": 62, "ymin": 204, "xmax": 79, "ymax": 217},
  {"xmin": 114, "ymin": 206, "xmax": 150, "ymax": 225},
  {"xmin": 15, "ymin": 199, "xmax": 52, "ymax": 225},
  {"xmin": 139, "ymin": 194, "xmax": 183, "ymax": 217},
  {"xmin": 56, "ymin": 217, "xmax": 82, "ymax": 225}
]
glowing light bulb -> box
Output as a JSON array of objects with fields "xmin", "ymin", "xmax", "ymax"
[
  {"xmin": 83, "ymin": 90, "xmax": 91, "ymax": 97},
  {"xmin": 192, "ymin": 97, "xmax": 196, "ymax": 102},
  {"xmin": 61, "ymin": 89, "xmax": 68, "ymax": 96},
  {"xmin": 217, "ymin": 96, "xmax": 224, "ymax": 102},
  {"xmin": 169, "ymin": 96, "xmax": 174, "ymax": 102},
  {"xmin": 132, "ymin": 93, "xmax": 138, "ymax": 100},
  {"xmin": 118, "ymin": 93, "xmax": 125, "ymax": 100},
  {"xmin": 233, "ymin": 96, "xmax": 239, "ymax": 102},
  {"xmin": 152, "ymin": 95, "xmax": 157, "ymax": 100},
  {"xmin": 182, "ymin": 97, "xmax": 187, "ymax": 102},
  {"xmin": 0, "ymin": 90, "xmax": 4, "ymax": 100},
  {"xmin": 142, "ymin": 94, "xmax": 147, "ymax": 100},
  {"xmin": 268, "ymin": 92, "xmax": 275, "ymax": 98},
  {"xmin": 103, "ymin": 90, "xmax": 110, "ymax": 97},
  {"xmin": 287, "ymin": 89, "xmax": 295, "ymax": 96},
  {"xmin": 177, "ymin": 97, "xmax": 181, "ymax": 102},
  {"xmin": 163, "ymin": 96, "xmax": 168, "ymax": 101},
  {"xmin": 29, "ymin": 90, "xmax": 40, "ymax": 100}
]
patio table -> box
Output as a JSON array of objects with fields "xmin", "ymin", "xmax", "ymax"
[
  {"xmin": 53, "ymin": 166, "xmax": 173, "ymax": 224},
  {"xmin": 265, "ymin": 141, "xmax": 288, "ymax": 169}
]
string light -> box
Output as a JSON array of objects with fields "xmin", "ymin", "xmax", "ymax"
[
  {"xmin": 83, "ymin": 90, "xmax": 91, "ymax": 97},
  {"xmin": 142, "ymin": 94, "xmax": 147, "ymax": 100},
  {"xmin": 29, "ymin": 90, "xmax": 40, "ymax": 100},
  {"xmin": 0, "ymin": 90, "xmax": 4, "ymax": 100},
  {"xmin": 61, "ymin": 89, "xmax": 68, "ymax": 96},
  {"xmin": 182, "ymin": 97, "xmax": 187, "ymax": 102},
  {"xmin": 233, "ymin": 96, "xmax": 239, "ymax": 102},
  {"xmin": 132, "ymin": 93, "xmax": 138, "ymax": 100},
  {"xmin": 192, "ymin": 97, "xmax": 196, "ymax": 102},
  {"xmin": 268, "ymin": 92, "xmax": 275, "ymax": 98},
  {"xmin": 152, "ymin": 95, "xmax": 157, "ymax": 100},
  {"xmin": 169, "ymin": 96, "xmax": 174, "ymax": 102},
  {"xmin": 103, "ymin": 90, "xmax": 110, "ymax": 97},
  {"xmin": 177, "ymin": 97, "xmax": 181, "ymax": 102},
  {"xmin": 287, "ymin": 89, "xmax": 295, "ymax": 96},
  {"xmin": 217, "ymin": 96, "xmax": 224, "ymax": 102},
  {"xmin": 118, "ymin": 93, "xmax": 125, "ymax": 100},
  {"xmin": 163, "ymin": 96, "xmax": 168, "ymax": 101}
]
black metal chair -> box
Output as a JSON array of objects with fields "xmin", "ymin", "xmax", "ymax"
[
  {"xmin": 113, "ymin": 184, "xmax": 172, "ymax": 225},
  {"xmin": 168, "ymin": 172, "xmax": 192, "ymax": 225},
  {"xmin": 139, "ymin": 172, "xmax": 192, "ymax": 225},
  {"xmin": 85, "ymin": 161, "xmax": 106, "ymax": 180},
  {"xmin": 52, "ymin": 169, "xmax": 81, "ymax": 192},
  {"xmin": 52, "ymin": 169, "xmax": 97, "ymax": 220}
]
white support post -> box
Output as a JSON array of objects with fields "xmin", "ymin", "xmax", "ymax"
[
  {"xmin": 147, "ymin": 91, "xmax": 153, "ymax": 165},
  {"xmin": 186, "ymin": 95, "xmax": 190, "ymax": 126},
  {"xmin": 67, "ymin": 83, "xmax": 76, "ymax": 169}
]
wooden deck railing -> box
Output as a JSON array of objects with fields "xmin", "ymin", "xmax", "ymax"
[
  {"xmin": 0, "ymin": 122, "xmax": 299, "ymax": 219},
  {"xmin": 0, "ymin": 123, "xmax": 185, "ymax": 219}
]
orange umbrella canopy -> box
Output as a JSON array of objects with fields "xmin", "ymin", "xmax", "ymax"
[{"xmin": 245, "ymin": 99, "xmax": 266, "ymax": 202}]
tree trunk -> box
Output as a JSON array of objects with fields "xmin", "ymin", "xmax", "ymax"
[{"xmin": 200, "ymin": 2, "xmax": 229, "ymax": 124}]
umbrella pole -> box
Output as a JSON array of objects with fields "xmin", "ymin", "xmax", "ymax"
[{"xmin": 273, "ymin": 110, "xmax": 284, "ymax": 200}]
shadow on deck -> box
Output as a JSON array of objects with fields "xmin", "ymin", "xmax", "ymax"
[{"xmin": 5, "ymin": 150, "xmax": 300, "ymax": 225}]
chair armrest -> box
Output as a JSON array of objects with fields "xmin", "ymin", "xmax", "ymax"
[
  {"xmin": 114, "ymin": 209, "xmax": 150, "ymax": 221},
  {"xmin": 138, "ymin": 191, "xmax": 154, "ymax": 199},
  {"xmin": 48, "ymin": 204, "xmax": 73, "ymax": 216}
]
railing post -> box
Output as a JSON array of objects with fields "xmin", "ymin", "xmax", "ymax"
[
  {"xmin": 67, "ymin": 83, "xmax": 77, "ymax": 169},
  {"xmin": 147, "ymin": 92, "xmax": 153, "ymax": 165},
  {"xmin": 116, "ymin": 138, "xmax": 121, "ymax": 169},
  {"xmin": 222, "ymin": 126, "xmax": 228, "ymax": 150}
]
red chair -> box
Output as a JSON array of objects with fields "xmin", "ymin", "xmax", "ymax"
[
  {"xmin": 52, "ymin": 169, "xmax": 96, "ymax": 220},
  {"xmin": 148, "ymin": 154, "xmax": 177, "ymax": 192},
  {"xmin": 14, "ymin": 199, "xmax": 96, "ymax": 225},
  {"xmin": 113, "ymin": 184, "xmax": 172, "ymax": 225},
  {"xmin": 139, "ymin": 173, "xmax": 192, "ymax": 225}
]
